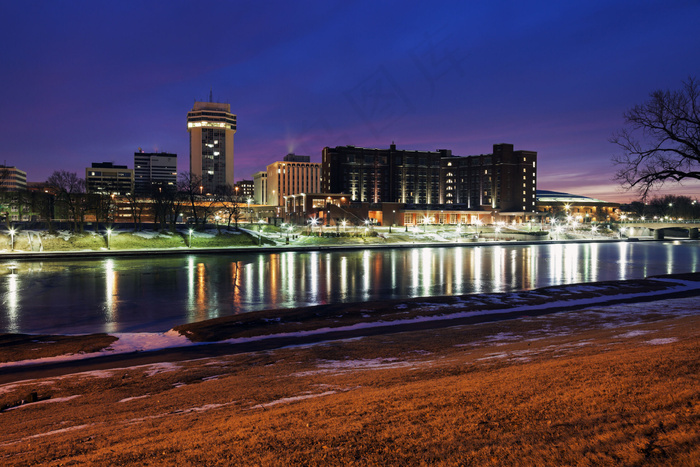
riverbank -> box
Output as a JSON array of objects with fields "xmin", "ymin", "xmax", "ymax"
[
  {"xmin": 1, "ymin": 279, "xmax": 698, "ymax": 465},
  {"xmin": 0, "ymin": 226, "xmax": 640, "ymax": 260},
  {"xmin": 2, "ymin": 272, "xmax": 699, "ymax": 380}
]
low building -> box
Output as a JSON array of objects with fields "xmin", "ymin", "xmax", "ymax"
[
  {"xmin": 234, "ymin": 179, "xmax": 254, "ymax": 200},
  {"xmin": 536, "ymin": 190, "xmax": 618, "ymax": 222},
  {"xmin": 86, "ymin": 163, "xmax": 134, "ymax": 195}
]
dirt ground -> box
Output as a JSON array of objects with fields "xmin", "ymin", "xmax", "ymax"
[{"xmin": 1, "ymin": 296, "xmax": 698, "ymax": 466}]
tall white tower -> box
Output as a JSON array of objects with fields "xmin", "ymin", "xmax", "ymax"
[{"xmin": 187, "ymin": 97, "xmax": 236, "ymax": 194}]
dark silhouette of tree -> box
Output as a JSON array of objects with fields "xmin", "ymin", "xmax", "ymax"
[
  {"xmin": 123, "ymin": 190, "xmax": 147, "ymax": 231},
  {"xmin": 612, "ymin": 77, "xmax": 700, "ymax": 200},
  {"xmin": 46, "ymin": 170, "xmax": 87, "ymax": 232},
  {"xmin": 178, "ymin": 172, "xmax": 204, "ymax": 227},
  {"xmin": 30, "ymin": 190, "xmax": 56, "ymax": 233},
  {"xmin": 214, "ymin": 184, "xmax": 243, "ymax": 230}
]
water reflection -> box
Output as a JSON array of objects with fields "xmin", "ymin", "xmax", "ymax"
[
  {"xmin": 1, "ymin": 241, "xmax": 699, "ymax": 334},
  {"xmin": 104, "ymin": 259, "xmax": 117, "ymax": 333}
]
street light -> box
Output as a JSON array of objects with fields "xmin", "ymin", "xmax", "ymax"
[
  {"xmin": 247, "ymin": 198, "xmax": 253, "ymax": 223},
  {"xmin": 9, "ymin": 228, "xmax": 16, "ymax": 251},
  {"xmin": 258, "ymin": 219, "xmax": 265, "ymax": 246},
  {"xmin": 188, "ymin": 228, "xmax": 193, "ymax": 248},
  {"xmin": 495, "ymin": 226, "xmax": 501, "ymax": 241},
  {"xmin": 106, "ymin": 228, "xmax": 112, "ymax": 250}
]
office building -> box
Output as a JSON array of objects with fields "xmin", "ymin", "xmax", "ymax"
[
  {"xmin": 86, "ymin": 163, "xmax": 134, "ymax": 195},
  {"xmin": 134, "ymin": 150, "xmax": 177, "ymax": 194},
  {"xmin": 234, "ymin": 179, "xmax": 254, "ymax": 200},
  {"xmin": 266, "ymin": 153, "xmax": 321, "ymax": 206},
  {"xmin": 187, "ymin": 97, "xmax": 236, "ymax": 194},
  {"xmin": 253, "ymin": 171, "xmax": 267, "ymax": 205},
  {"xmin": 0, "ymin": 165, "xmax": 27, "ymax": 191}
]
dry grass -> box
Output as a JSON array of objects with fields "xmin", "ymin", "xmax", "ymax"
[
  {"xmin": 0, "ymin": 334, "xmax": 117, "ymax": 364},
  {"xmin": 1, "ymin": 305, "xmax": 698, "ymax": 466}
]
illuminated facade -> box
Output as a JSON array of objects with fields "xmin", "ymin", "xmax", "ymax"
[
  {"xmin": 187, "ymin": 100, "xmax": 236, "ymax": 194},
  {"xmin": 134, "ymin": 150, "xmax": 177, "ymax": 194},
  {"xmin": 86, "ymin": 162, "xmax": 134, "ymax": 195},
  {"xmin": 536, "ymin": 190, "xmax": 618, "ymax": 222},
  {"xmin": 322, "ymin": 143, "xmax": 537, "ymax": 213},
  {"xmin": 234, "ymin": 179, "xmax": 254, "ymax": 200},
  {"xmin": 253, "ymin": 171, "xmax": 267, "ymax": 205},
  {"xmin": 0, "ymin": 165, "xmax": 27, "ymax": 191},
  {"xmin": 266, "ymin": 154, "xmax": 321, "ymax": 206}
]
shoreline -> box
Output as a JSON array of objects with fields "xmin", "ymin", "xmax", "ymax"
[
  {"xmin": 1, "ymin": 289, "xmax": 698, "ymax": 465},
  {"xmin": 0, "ymin": 236, "xmax": 663, "ymax": 260},
  {"xmin": 2, "ymin": 272, "xmax": 699, "ymax": 385}
]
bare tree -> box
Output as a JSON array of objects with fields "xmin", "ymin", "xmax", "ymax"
[
  {"xmin": 30, "ymin": 190, "xmax": 56, "ymax": 233},
  {"xmin": 178, "ymin": 172, "xmax": 204, "ymax": 227},
  {"xmin": 47, "ymin": 170, "xmax": 87, "ymax": 232},
  {"xmin": 215, "ymin": 184, "xmax": 242, "ymax": 229},
  {"xmin": 612, "ymin": 77, "xmax": 700, "ymax": 200},
  {"xmin": 123, "ymin": 191, "xmax": 147, "ymax": 231}
]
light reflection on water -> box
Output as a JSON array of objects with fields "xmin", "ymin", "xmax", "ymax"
[{"xmin": 1, "ymin": 242, "xmax": 698, "ymax": 335}]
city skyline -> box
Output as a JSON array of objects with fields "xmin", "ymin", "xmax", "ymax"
[{"xmin": 1, "ymin": 1, "xmax": 700, "ymax": 202}]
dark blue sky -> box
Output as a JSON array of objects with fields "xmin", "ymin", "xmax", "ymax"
[{"xmin": 1, "ymin": 0, "xmax": 699, "ymax": 202}]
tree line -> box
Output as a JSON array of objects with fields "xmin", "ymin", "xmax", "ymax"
[{"xmin": 0, "ymin": 170, "xmax": 248, "ymax": 233}]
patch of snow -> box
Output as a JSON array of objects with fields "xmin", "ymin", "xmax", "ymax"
[
  {"xmin": 0, "ymin": 424, "xmax": 94, "ymax": 447},
  {"xmin": 133, "ymin": 231, "xmax": 164, "ymax": 239},
  {"xmin": 119, "ymin": 394, "xmax": 150, "ymax": 403},
  {"xmin": 4, "ymin": 395, "xmax": 81, "ymax": 411},
  {"xmin": 477, "ymin": 353, "xmax": 509, "ymax": 360},
  {"xmin": 143, "ymin": 362, "xmax": 180, "ymax": 377},
  {"xmin": 0, "ymin": 330, "xmax": 193, "ymax": 369},
  {"xmin": 645, "ymin": 338, "xmax": 678, "ymax": 345},
  {"xmin": 201, "ymin": 375, "xmax": 221, "ymax": 382},
  {"xmin": 252, "ymin": 390, "xmax": 337, "ymax": 409},
  {"xmin": 617, "ymin": 330, "xmax": 652, "ymax": 338}
]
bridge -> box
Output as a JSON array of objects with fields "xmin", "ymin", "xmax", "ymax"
[{"xmin": 618, "ymin": 220, "xmax": 700, "ymax": 240}]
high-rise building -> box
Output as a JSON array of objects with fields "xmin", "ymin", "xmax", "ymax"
[
  {"xmin": 86, "ymin": 163, "xmax": 134, "ymax": 195},
  {"xmin": 253, "ymin": 171, "xmax": 267, "ymax": 205},
  {"xmin": 187, "ymin": 98, "xmax": 236, "ymax": 194},
  {"xmin": 322, "ymin": 143, "xmax": 537, "ymax": 212},
  {"xmin": 0, "ymin": 165, "xmax": 27, "ymax": 191},
  {"xmin": 134, "ymin": 150, "xmax": 177, "ymax": 194},
  {"xmin": 266, "ymin": 153, "xmax": 321, "ymax": 206}
]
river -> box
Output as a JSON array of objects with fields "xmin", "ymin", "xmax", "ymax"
[{"xmin": 1, "ymin": 241, "xmax": 698, "ymax": 334}]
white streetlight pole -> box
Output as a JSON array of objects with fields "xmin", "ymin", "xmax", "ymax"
[
  {"xmin": 189, "ymin": 228, "xmax": 193, "ymax": 248},
  {"xmin": 9, "ymin": 228, "xmax": 16, "ymax": 251}
]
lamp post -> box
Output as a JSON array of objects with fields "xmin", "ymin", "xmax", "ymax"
[
  {"xmin": 106, "ymin": 228, "xmax": 112, "ymax": 250},
  {"xmin": 258, "ymin": 219, "xmax": 265, "ymax": 246},
  {"xmin": 188, "ymin": 228, "xmax": 193, "ymax": 248},
  {"xmin": 9, "ymin": 228, "xmax": 16, "ymax": 251},
  {"xmin": 495, "ymin": 226, "xmax": 501, "ymax": 241},
  {"xmin": 247, "ymin": 198, "xmax": 253, "ymax": 223}
]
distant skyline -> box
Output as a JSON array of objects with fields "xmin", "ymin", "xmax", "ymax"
[{"xmin": 1, "ymin": 1, "xmax": 699, "ymax": 203}]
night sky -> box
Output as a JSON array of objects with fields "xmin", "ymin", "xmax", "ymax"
[{"xmin": 2, "ymin": 1, "xmax": 699, "ymax": 202}]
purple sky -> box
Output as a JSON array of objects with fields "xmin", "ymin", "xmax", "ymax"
[{"xmin": 1, "ymin": 1, "xmax": 699, "ymax": 203}]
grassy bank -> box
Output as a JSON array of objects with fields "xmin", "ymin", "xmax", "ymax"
[
  {"xmin": 0, "ymin": 227, "xmax": 273, "ymax": 252},
  {"xmin": 0, "ymin": 300, "xmax": 697, "ymax": 465}
]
